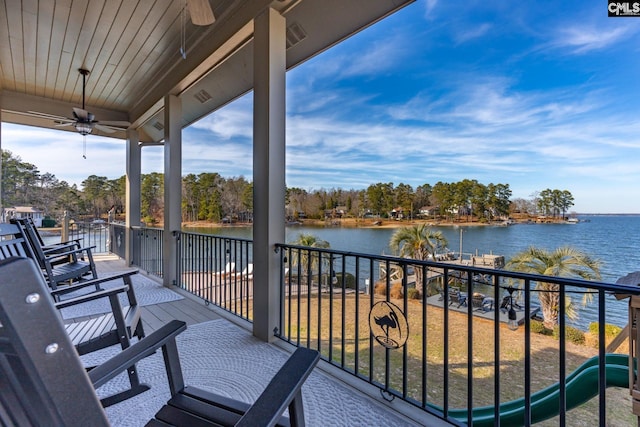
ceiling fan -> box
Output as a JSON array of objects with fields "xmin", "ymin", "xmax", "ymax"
[
  {"xmin": 28, "ymin": 68, "xmax": 131, "ymax": 137},
  {"xmin": 27, "ymin": 68, "xmax": 131, "ymax": 158}
]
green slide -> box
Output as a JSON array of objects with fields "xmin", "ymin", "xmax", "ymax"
[{"xmin": 435, "ymin": 353, "xmax": 630, "ymax": 426}]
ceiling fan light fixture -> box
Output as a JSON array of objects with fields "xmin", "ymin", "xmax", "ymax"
[{"xmin": 75, "ymin": 122, "xmax": 92, "ymax": 135}]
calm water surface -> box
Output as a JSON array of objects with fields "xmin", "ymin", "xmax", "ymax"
[{"xmin": 191, "ymin": 214, "xmax": 640, "ymax": 329}]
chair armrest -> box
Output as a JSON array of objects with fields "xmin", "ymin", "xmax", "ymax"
[
  {"xmin": 54, "ymin": 285, "xmax": 129, "ymax": 309},
  {"xmin": 42, "ymin": 245, "xmax": 96, "ymax": 258},
  {"xmin": 50, "ymin": 270, "xmax": 139, "ymax": 298},
  {"xmin": 88, "ymin": 320, "xmax": 187, "ymax": 388},
  {"xmin": 60, "ymin": 238, "xmax": 84, "ymax": 246},
  {"xmin": 236, "ymin": 347, "xmax": 320, "ymax": 427},
  {"xmin": 42, "ymin": 242, "xmax": 81, "ymax": 252}
]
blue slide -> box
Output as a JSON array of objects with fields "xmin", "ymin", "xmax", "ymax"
[{"xmin": 434, "ymin": 354, "xmax": 630, "ymax": 426}]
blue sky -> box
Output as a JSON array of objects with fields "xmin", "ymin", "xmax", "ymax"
[{"xmin": 3, "ymin": 0, "xmax": 640, "ymax": 213}]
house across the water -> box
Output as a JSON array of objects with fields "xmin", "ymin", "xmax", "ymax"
[{"xmin": 2, "ymin": 206, "xmax": 45, "ymax": 227}]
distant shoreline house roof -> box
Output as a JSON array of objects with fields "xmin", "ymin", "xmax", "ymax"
[
  {"xmin": 2, "ymin": 206, "xmax": 44, "ymax": 227},
  {"xmin": 419, "ymin": 206, "xmax": 440, "ymax": 217}
]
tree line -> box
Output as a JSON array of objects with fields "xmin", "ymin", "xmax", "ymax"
[{"xmin": 1, "ymin": 150, "xmax": 575, "ymax": 224}]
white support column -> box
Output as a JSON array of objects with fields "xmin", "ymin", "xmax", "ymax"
[
  {"xmin": 252, "ymin": 8, "xmax": 286, "ymax": 342},
  {"xmin": 125, "ymin": 129, "xmax": 141, "ymax": 265},
  {"xmin": 163, "ymin": 94, "xmax": 182, "ymax": 287}
]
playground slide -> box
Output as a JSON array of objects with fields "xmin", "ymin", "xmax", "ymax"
[{"xmin": 439, "ymin": 354, "xmax": 630, "ymax": 426}]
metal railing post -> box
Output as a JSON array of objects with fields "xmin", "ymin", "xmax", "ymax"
[
  {"xmin": 61, "ymin": 211, "xmax": 69, "ymax": 243},
  {"xmin": 629, "ymin": 296, "xmax": 640, "ymax": 422}
]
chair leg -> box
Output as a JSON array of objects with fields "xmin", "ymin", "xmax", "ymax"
[
  {"xmin": 97, "ymin": 358, "xmax": 150, "ymax": 407},
  {"xmin": 288, "ymin": 391, "xmax": 306, "ymax": 427},
  {"xmin": 133, "ymin": 321, "xmax": 146, "ymax": 340}
]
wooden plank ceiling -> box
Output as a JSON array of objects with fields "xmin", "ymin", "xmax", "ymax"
[{"xmin": 0, "ymin": 0, "xmax": 414, "ymax": 143}]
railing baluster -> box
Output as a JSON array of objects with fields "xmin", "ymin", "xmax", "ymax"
[
  {"xmin": 402, "ymin": 262, "xmax": 408, "ymax": 399},
  {"xmin": 467, "ymin": 270, "xmax": 473, "ymax": 426},
  {"xmin": 341, "ymin": 254, "xmax": 346, "ymax": 368},
  {"xmin": 443, "ymin": 267, "xmax": 450, "ymax": 418},
  {"xmin": 354, "ymin": 256, "xmax": 361, "ymax": 377},
  {"xmin": 369, "ymin": 258, "xmax": 375, "ymax": 384},
  {"xmin": 295, "ymin": 248, "xmax": 301, "ymax": 346},
  {"xmin": 328, "ymin": 252, "xmax": 333, "ymax": 363},
  {"xmin": 493, "ymin": 273, "xmax": 501, "ymax": 427},
  {"xmin": 422, "ymin": 264, "xmax": 428, "ymax": 409},
  {"xmin": 559, "ymin": 282, "xmax": 566, "ymax": 426},
  {"xmin": 316, "ymin": 248, "xmax": 322, "ymax": 354},
  {"xmin": 598, "ymin": 289, "xmax": 606, "ymax": 425},
  {"xmin": 524, "ymin": 279, "xmax": 532, "ymax": 426}
]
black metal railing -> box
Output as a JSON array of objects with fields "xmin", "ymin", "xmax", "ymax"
[
  {"xmin": 131, "ymin": 226, "xmax": 164, "ymax": 277},
  {"xmin": 66, "ymin": 220, "xmax": 110, "ymax": 253},
  {"xmin": 275, "ymin": 243, "xmax": 639, "ymax": 426},
  {"xmin": 175, "ymin": 231, "xmax": 253, "ymax": 322},
  {"xmin": 113, "ymin": 228, "xmax": 637, "ymax": 425}
]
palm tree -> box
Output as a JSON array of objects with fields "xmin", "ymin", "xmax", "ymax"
[
  {"xmin": 289, "ymin": 233, "xmax": 330, "ymax": 284},
  {"xmin": 506, "ymin": 246, "xmax": 601, "ymax": 329},
  {"xmin": 389, "ymin": 224, "xmax": 448, "ymax": 295}
]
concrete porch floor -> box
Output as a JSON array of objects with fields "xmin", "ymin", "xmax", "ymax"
[{"xmin": 91, "ymin": 254, "xmax": 451, "ymax": 427}]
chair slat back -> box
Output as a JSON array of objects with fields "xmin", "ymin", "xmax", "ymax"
[
  {"xmin": 0, "ymin": 257, "xmax": 110, "ymax": 427},
  {"xmin": 12, "ymin": 217, "xmax": 46, "ymax": 246},
  {"xmin": 9, "ymin": 219, "xmax": 48, "ymax": 268},
  {"xmin": 0, "ymin": 224, "xmax": 35, "ymax": 261}
]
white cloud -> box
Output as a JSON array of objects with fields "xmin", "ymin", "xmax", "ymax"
[
  {"xmin": 454, "ymin": 23, "xmax": 492, "ymax": 44},
  {"xmin": 190, "ymin": 97, "xmax": 253, "ymax": 140},
  {"xmin": 561, "ymin": 25, "xmax": 630, "ymax": 53}
]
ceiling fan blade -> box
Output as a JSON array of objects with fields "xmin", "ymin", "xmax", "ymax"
[
  {"xmin": 26, "ymin": 110, "xmax": 71, "ymax": 121},
  {"xmin": 98, "ymin": 120, "xmax": 131, "ymax": 127},
  {"xmin": 73, "ymin": 107, "xmax": 90, "ymax": 121},
  {"xmin": 54, "ymin": 122, "xmax": 75, "ymax": 127},
  {"xmin": 187, "ymin": 0, "xmax": 215, "ymax": 25},
  {"xmin": 94, "ymin": 124, "xmax": 118, "ymax": 133}
]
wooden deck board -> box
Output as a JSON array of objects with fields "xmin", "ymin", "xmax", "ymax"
[{"xmin": 92, "ymin": 255, "xmax": 221, "ymax": 333}]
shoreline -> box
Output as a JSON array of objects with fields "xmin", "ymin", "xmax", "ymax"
[{"xmin": 183, "ymin": 216, "xmax": 546, "ymax": 230}]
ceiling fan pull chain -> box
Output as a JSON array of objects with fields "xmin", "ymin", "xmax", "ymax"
[
  {"xmin": 180, "ymin": 1, "xmax": 187, "ymax": 59},
  {"xmin": 83, "ymin": 135, "xmax": 87, "ymax": 159}
]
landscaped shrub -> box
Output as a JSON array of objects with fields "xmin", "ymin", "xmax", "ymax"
[
  {"xmin": 588, "ymin": 322, "xmax": 622, "ymax": 339},
  {"xmin": 374, "ymin": 282, "xmax": 386, "ymax": 296},
  {"xmin": 406, "ymin": 288, "xmax": 420, "ymax": 300},
  {"xmin": 530, "ymin": 320, "xmax": 552, "ymax": 335},
  {"xmin": 390, "ymin": 283, "xmax": 403, "ymax": 299},
  {"xmin": 553, "ymin": 325, "xmax": 585, "ymax": 345},
  {"xmin": 335, "ymin": 272, "xmax": 356, "ymax": 289},
  {"xmin": 586, "ymin": 322, "xmax": 624, "ymax": 349},
  {"xmin": 142, "ymin": 216, "xmax": 157, "ymax": 226}
]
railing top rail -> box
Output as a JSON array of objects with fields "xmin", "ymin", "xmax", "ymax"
[
  {"xmin": 276, "ymin": 242, "xmax": 640, "ymax": 295},
  {"xmin": 177, "ymin": 230, "xmax": 253, "ymax": 244},
  {"xmin": 131, "ymin": 225, "xmax": 164, "ymax": 231}
]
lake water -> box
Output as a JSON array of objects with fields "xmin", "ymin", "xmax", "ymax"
[{"xmin": 189, "ymin": 214, "xmax": 640, "ymax": 329}]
